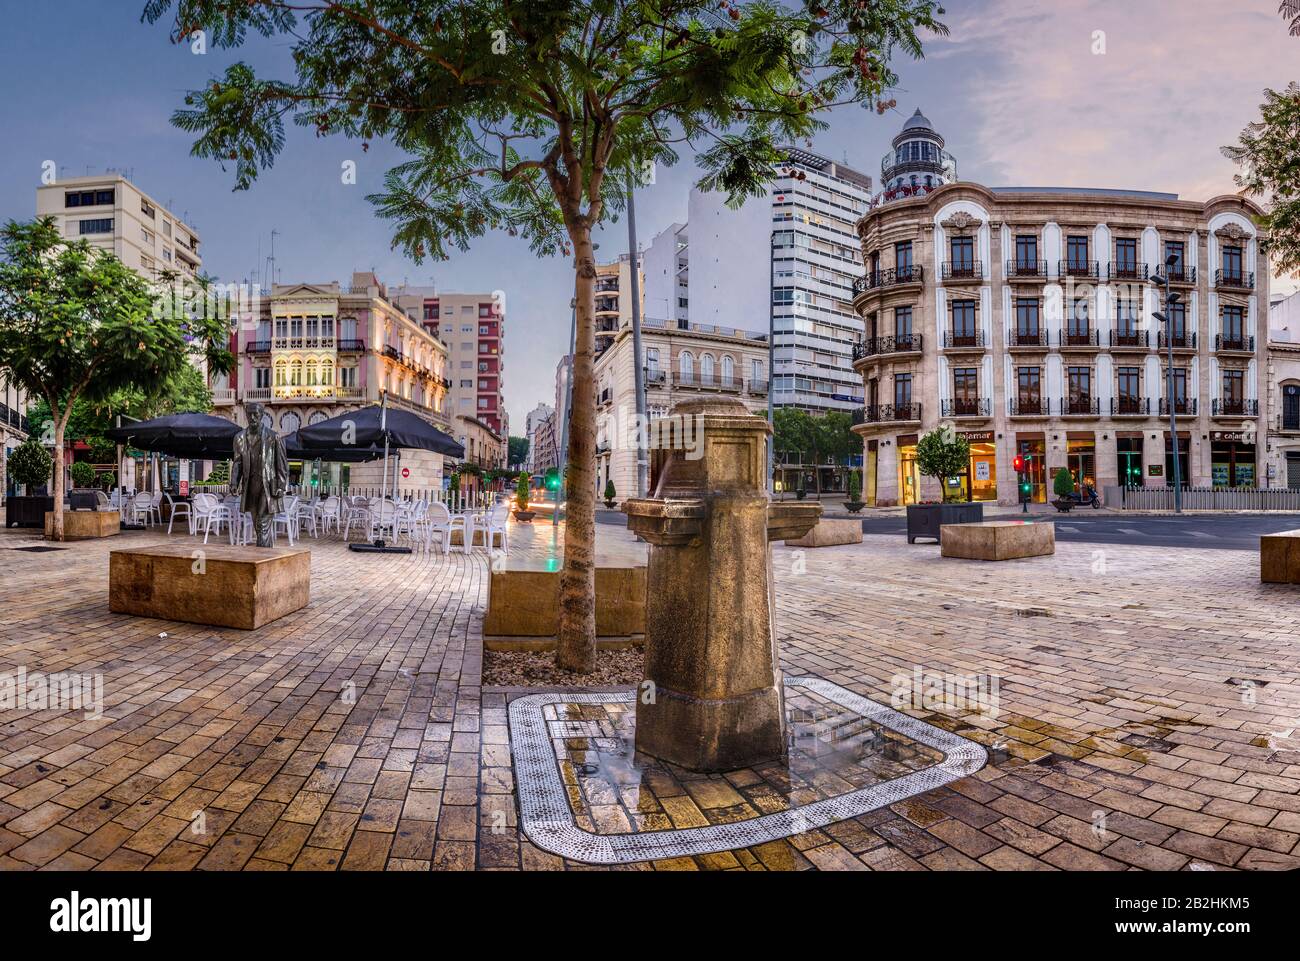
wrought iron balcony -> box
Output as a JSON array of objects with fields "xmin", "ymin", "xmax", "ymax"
[
  {"xmin": 1006, "ymin": 328, "xmax": 1049, "ymax": 348},
  {"xmin": 383, "ymin": 345, "xmax": 403, "ymax": 362},
  {"xmin": 1110, "ymin": 397, "xmax": 1150, "ymax": 416},
  {"xmin": 1215, "ymin": 269, "xmax": 1254, "ymax": 290},
  {"xmin": 856, "ymin": 333, "xmax": 924, "ymax": 359},
  {"xmin": 336, "ymin": 339, "xmax": 365, "ymax": 351},
  {"xmin": 941, "ymin": 261, "xmax": 983, "ymax": 282},
  {"xmin": 1159, "ymin": 398, "xmax": 1197, "ymax": 416},
  {"xmin": 1108, "ymin": 262, "xmax": 1148, "ymax": 281},
  {"xmin": 1059, "ymin": 259, "xmax": 1099, "ymax": 280},
  {"xmin": 1060, "ymin": 397, "xmax": 1100, "ymax": 415},
  {"xmin": 853, "ymin": 265, "xmax": 924, "ymax": 293},
  {"xmin": 247, "ymin": 340, "xmax": 271, "ymax": 354},
  {"xmin": 853, "ymin": 403, "xmax": 922, "ymax": 425},
  {"xmin": 1060, "ymin": 329, "xmax": 1100, "ymax": 348},
  {"xmin": 944, "ymin": 329, "xmax": 985, "ymax": 349},
  {"xmin": 1167, "ymin": 265, "xmax": 1196, "ymax": 285},
  {"xmin": 1008, "ymin": 398, "xmax": 1050, "ymax": 416},
  {"xmin": 746, "ymin": 379, "xmax": 769, "ymax": 394},
  {"xmin": 1211, "ymin": 399, "xmax": 1259, "ymax": 416},
  {"xmin": 1005, "ymin": 258, "xmax": 1048, "ymax": 280},
  {"xmin": 1215, "ymin": 334, "xmax": 1255, "ymax": 353},
  {"xmin": 941, "ymin": 398, "xmax": 991, "ymax": 418},
  {"xmin": 1157, "ymin": 331, "xmax": 1196, "ymax": 350},
  {"xmin": 1109, "ymin": 329, "xmax": 1149, "ymax": 349}
]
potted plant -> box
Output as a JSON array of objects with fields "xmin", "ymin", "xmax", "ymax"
[
  {"xmin": 603, "ymin": 479, "xmax": 617, "ymax": 509},
  {"xmin": 5, "ymin": 436, "xmax": 54, "ymax": 528},
  {"xmin": 795, "ymin": 487, "xmax": 807, "ymax": 501},
  {"xmin": 1052, "ymin": 467, "xmax": 1076, "ymax": 512},
  {"xmin": 906, "ymin": 428, "xmax": 983, "ymax": 543},
  {"xmin": 69, "ymin": 460, "xmax": 96, "ymax": 491},
  {"xmin": 843, "ymin": 470, "xmax": 865, "ymax": 513},
  {"xmin": 513, "ymin": 471, "xmax": 535, "ymax": 521}
]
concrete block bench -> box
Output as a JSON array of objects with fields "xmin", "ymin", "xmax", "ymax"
[
  {"xmin": 940, "ymin": 520, "xmax": 1054, "ymax": 561},
  {"xmin": 483, "ymin": 556, "xmax": 645, "ymax": 650},
  {"xmin": 784, "ymin": 518, "xmax": 863, "ymax": 548},
  {"xmin": 110, "ymin": 544, "xmax": 310, "ymax": 629},
  {"xmin": 1260, "ymin": 529, "xmax": 1300, "ymax": 583},
  {"xmin": 45, "ymin": 510, "xmax": 120, "ymax": 540}
]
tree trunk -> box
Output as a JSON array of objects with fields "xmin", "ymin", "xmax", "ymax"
[
  {"xmin": 51, "ymin": 421, "xmax": 66, "ymax": 541},
  {"xmin": 556, "ymin": 226, "xmax": 598, "ymax": 673}
]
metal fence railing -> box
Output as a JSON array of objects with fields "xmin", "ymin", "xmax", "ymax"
[{"xmin": 1121, "ymin": 486, "xmax": 1300, "ymax": 511}]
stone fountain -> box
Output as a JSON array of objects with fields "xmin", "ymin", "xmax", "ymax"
[{"xmin": 622, "ymin": 397, "xmax": 821, "ymax": 771}]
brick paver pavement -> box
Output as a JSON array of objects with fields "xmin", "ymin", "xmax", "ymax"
[{"xmin": 1, "ymin": 517, "xmax": 1297, "ymax": 871}]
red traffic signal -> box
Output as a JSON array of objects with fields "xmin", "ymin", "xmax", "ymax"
[{"xmin": 1012, "ymin": 455, "xmax": 1025, "ymax": 473}]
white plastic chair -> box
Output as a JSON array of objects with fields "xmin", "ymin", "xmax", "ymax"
[
  {"xmin": 272, "ymin": 496, "xmax": 301, "ymax": 547},
  {"xmin": 482, "ymin": 502, "xmax": 510, "ymax": 553},
  {"xmin": 202, "ymin": 503, "xmax": 231, "ymax": 543},
  {"xmin": 342, "ymin": 496, "xmax": 370, "ymax": 541},
  {"xmin": 367, "ymin": 500, "xmax": 400, "ymax": 543},
  {"xmin": 129, "ymin": 491, "xmax": 154, "ymax": 526},
  {"xmin": 316, "ymin": 496, "xmax": 340, "ymax": 534},
  {"xmin": 191, "ymin": 493, "xmax": 217, "ymax": 536},
  {"xmin": 228, "ymin": 509, "xmax": 254, "ymax": 546},
  {"xmin": 164, "ymin": 492, "xmax": 191, "ymax": 535},
  {"xmin": 422, "ymin": 501, "xmax": 453, "ymax": 554},
  {"xmin": 148, "ymin": 491, "xmax": 164, "ymax": 526}
]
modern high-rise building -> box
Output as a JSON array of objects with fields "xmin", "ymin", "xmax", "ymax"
[
  {"xmin": 36, "ymin": 174, "xmax": 202, "ymax": 281},
  {"xmin": 393, "ymin": 287, "xmax": 507, "ymax": 435},
  {"xmin": 643, "ymin": 145, "xmax": 873, "ymax": 416}
]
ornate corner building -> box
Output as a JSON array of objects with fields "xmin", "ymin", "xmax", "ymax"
[{"xmin": 851, "ymin": 112, "xmax": 1268, "ymax": 506}]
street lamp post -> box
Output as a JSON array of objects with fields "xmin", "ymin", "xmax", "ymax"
[{"xmin": 1151, "ymin": 254, "xmax": 1183, "ymax": 514}]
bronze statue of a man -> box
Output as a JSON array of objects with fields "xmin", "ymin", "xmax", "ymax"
[{"xmin": 231, "ymin": 402, "xmax": 289, "ymax": 548}]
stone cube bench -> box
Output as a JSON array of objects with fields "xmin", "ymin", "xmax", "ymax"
[
  {"xmin": 45, "ymin": 510, "xmax": 120, "ymax": 540},
  {"xmin": 940, "ymin": 520, "xmax": 1055, "ymax": 561},
  {"xmin": 784, "ymin": 518, "xmax": 863, "ymax": 548},
  {"xmin": 1260, "ymin": 529, "xmax": 1300, "ymax": 584},
  {"xmin": 483, "ymin": 555, "xmax": 645, "ymax": 650}
]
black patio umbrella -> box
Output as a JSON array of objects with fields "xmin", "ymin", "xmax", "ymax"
[
  {"xmin": 104, "ymin": 411, "xmax": 241, "ymax": 459},
  {"xmin": 280, "ymin": 431, "xmax": 387, "ymax": 463}
]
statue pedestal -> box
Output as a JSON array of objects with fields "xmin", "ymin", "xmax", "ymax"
[
  {"xmin": 623, "ymin": 398, "xmax": 820, "ymax": 772},
  {"xmin": 109, "ymin": 544, "xmax": 310, "ymax": 629}
]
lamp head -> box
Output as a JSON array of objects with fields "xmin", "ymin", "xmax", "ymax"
[
  {"xmin": 1166, "ymin": 252, "xmax": 1179, "ymax": 267},
  {"xmin": 1150, "ymin": 272, "xmax": 1166, "ymax": 287},
  {"xmin": 1152, "ymin": 310, "xmax": 1169, "ymax": 324},
  {"xmin": 1167, "ymin": 291, "xmax": 1182, "ymax": 305}
]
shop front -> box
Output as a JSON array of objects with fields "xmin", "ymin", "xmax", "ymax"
[
  {"xmin": 897, "ymin": 433, "xmax": 920, "ymax": 505},
  {"xmin": 1067, "ymin": 433, "xmax": 1096, "ymax": 493},
  {"xmin": 1013, "ymin": 433, "xmax": 1047, "ymax": 503},
  {"xmin": 1116, "ymin": 434, "xmax": 1143, "ymax": 488},
  {"xmin": 957, "ymin": 430, "xmax": 997, "ymax": 502},
  {"xmin": 1165, "ymin": 432, "xmax": 1191, "ymax": 487},
  {"xmin": 864, "ymin": 439, "xmax": 878, "ymax": 506},
  {"xmin": 1211, "ymin": 431, "xmax": 1256, "ymax": 488}
]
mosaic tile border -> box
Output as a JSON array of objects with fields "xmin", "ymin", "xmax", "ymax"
[{"xmin": 509, "ymin": 675, "xmax": 988, "ymax": 865}]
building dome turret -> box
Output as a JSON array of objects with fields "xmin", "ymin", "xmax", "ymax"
[{"xmin": 876, "ymin": 108, "xmax": 957, "ymax": 206}]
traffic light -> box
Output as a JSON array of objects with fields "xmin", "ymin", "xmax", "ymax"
[
  {"xmin": 544, "ymin": 467, "xmax": 561, "ymax": 491},
  {"xmin": 1012, "ymin": 455, "xmax": 1025, "ymax": 473}
]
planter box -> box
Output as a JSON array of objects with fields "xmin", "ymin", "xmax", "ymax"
[
  {"xmin": 785, "ymin": 518, "xmax": 863, "ymax": 548},
  {"xmin": 1260, "ymin": 529, "xmax": 1300, "ymax": 584},
  {"xmin": 483, "ymin": 557, "xmax": 645, "ymax": 645},
  {"xmin": 6, "ymin": 496, "xmax": 55, "ymax": 528},
  {"xmin": 45, "ymin": 510, "xmax": 120, "ymax": 540},
  {"xmin": 906, "ymin": 502, "xmax": 984, "ymax": 544},
  {"xmin": 941, "ymin": 520, "xmax": 1055, "ymax": 561}
]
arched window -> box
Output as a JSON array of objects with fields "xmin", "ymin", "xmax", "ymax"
[
  {"xmin": 721, "ymin": 355, "xmax": 735, "ymax": 386},
  {"xmin": 280, "ymin": 411, "xmax": 301, "ymax": 434},
  {"xmin": 308, "ymin": 411, "xmax": 327, "ymax": 425},
  {"xmin": 700, "ymin": 354, "xmax": 715, "ymax": 384},
  {"xmin": 321, "ymin": 360, "xmax": 334, "ymax": 386},
  {"xmin": 679, "ymin": 350, "xmax": 694, "ymax": 383},
  {"xmin": 289, "ymin": 360, "xmax": 303, "ymax": 386},
  {"xmin": 274, "ymin": 360, "xmax": 287, "ymax": 387},
  {"xmin": 306, "ymin": 361, "xmax": 318, "ymax": 387}
]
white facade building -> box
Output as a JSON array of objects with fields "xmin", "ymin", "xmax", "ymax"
[{"xmin": 524, "ymin": 403, "xmax": 554, "ymax": 472}]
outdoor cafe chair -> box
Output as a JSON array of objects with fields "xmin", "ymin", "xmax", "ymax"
[
  {"xmin": 229, "ymin": 509, "xmax": 254, "ymax": 547},
  {"xmin": 129, "ymin": 491, "xmax": 155, "ymax": 527},
  {"xmin": 316, "ymin": 496, "xmax": 341, "ymax": 534},
  {"xmin": 422, "ymin": 501, "xmax": 453, "ymax": 554},
  {"xmin": 367, "ymin": 500, "xmax": 401, "ymax": 544},
  {"xmin": 148, "ymin": 490, "xmax": 164, "ymax": 525},
  {"xmin": 342, "ymin": 496, "xmax": 370, "ymax": 541},
  {"xmin": 482, "ymin": 502, "xmax": 511, "ymax": 553},
  {"xmin": 164, "ymin": 492, "xmax": 192, "ymax": 536},
  {"xmin": 191, "ymin": 492, "xmax": 219, "ymax": 535},
  {"xmin": 272, "ymin": 496, "xmax": 301, "ymax": 547},
  {"xmin": 202, "ymin": 503, "xmax": 232, "ymax": 544}
]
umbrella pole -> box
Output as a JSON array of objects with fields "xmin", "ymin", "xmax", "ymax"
[{"xmin": 350, "ymin": 390, "xmax": 411, "ymax": 554}]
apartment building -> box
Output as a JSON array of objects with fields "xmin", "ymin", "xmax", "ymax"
[
  {"xmin": 646, "ymin": 146, "xmax": 872, "ymax": 417},
  {"xmin": 36, "ymin": 174, "xmax": 201, "ymax": 281},
  {"xmin": 593, "ymin": 316, "xmax": 769, "ymax": 500},
  {"xmin": 594, "ymin": 253, "xmax": 646, "ymax": 359},
  {"xmin": 1, "ymin": 376, "xmax": 30, "ymax": 498},
  {"xmin": 1267, "ymin": 290, "xmax": 1300, "ymax": 487},
  {"xmin": 211, "ymin": 272, "xmax": 452, "ymax": 488},
  {"xmin": 394, "ymin": 287, "xmax": 507, "ymax": 436},
  {"xmin": 455, "ymin": 414, "xmax": 505, "ymax": 472},
  {"xmin": 524, "ymin": 403, "xmax": 554, "ymax": 473},
  {"xmin": 852, "ymin": 176, "xmax": 1268, "ymax": 506}
]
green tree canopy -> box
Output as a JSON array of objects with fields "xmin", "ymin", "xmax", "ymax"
[
  {"xmin": 915, "ymin": 426, "xmax": 969, "ymax": 502},
  {"xmin": 141, "ymin": 0, "xmax": 947, "ymax": 669},
  {"xmin": 7, "ymin": 436, "xmax": 52, "ymax": 491},
  {"xmin": 0, "ymin": 217, "xmax": 231, "ymax": 538},
  {"xmin": 507, "ymin": 435, "xmax": 530, "ymax": 470},
  {"xmin": 1224, "ymin": 81, "xmax": 1300, "ymax": 277}
]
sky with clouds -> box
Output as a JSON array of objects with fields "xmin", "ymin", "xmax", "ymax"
[{"xmin": 0, "ymin": 0, "xmax": 1295, "ymax": 430}]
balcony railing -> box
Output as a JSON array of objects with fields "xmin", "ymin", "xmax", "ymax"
[
  {"xmin": 1167, "ymin": 265, "xmax": 1196, "ymax": 285},
  {"xmin": 1005, "ymin": 259, "xmax": 1048, "ymax": 279},
  {"xmin": 1158, "ymin": 398, "xmax": 1197, "ymax": 416},
  {"xmin": 336, "ymin": 339, "xmax": 365, "ymax": 351},
  {"xmin": 944, "ymin": 329, "xmax": 985, "ymax": 349},
  {"xmin": 1215, "ymin": 269, "xmax": 1254, "ymax": 290},
  {"xmin": 1110, "ymin": 397, "xmax": 1150, "ymax": 416},
  {"xmin": 941, "ymin": 398, "xmax": 991, "ymax": 418},
  {"xmin": 383, "ymin": 345, "xmax": 404, "ymax": 362},
  {"xmin": 941, "ymin": 261, "xmax": 983, "ymax": 282},
  {"xmin": 644, "ymin": 369, "xmax": 667, "ymax": 386},
  {"xmin": 853, "ymin": 264, "xmax": 924, "ymax": 293},
  {"xmin": 1215, "ymin": 334, "xmax": 1255, "ymax": 353},
  {"xmin": 852, "ymin": 403, "xmax": 922, "ymax": 425},
  {"xmin": 746, "ymin": 379, "xmax": 769, "ymax": 394},
  {"xmin": 247, "ymin": 340, "xmax": 271, "ymax": 354},
  {"xmin": 1157, "ymin": 331, "xmax": 1196, "ymax": 350},
  {"xmin": 1060, "ymin": 329, "xmax": 1100, "ymax": 347},
  {"xmin": 1059, "ymin": 259, "xmax": 1099, "ymax": 279},
  {"xmin": 1006, "ymin": 328, "xmax": 1048, "ymax": 348},
  {"xmin": 1109, "ymin": 329, "xmax": 1149, "ymax": 349},
  {"xmin": 1107, "ymin": 262, "xmax": 1148, "ymax": 281},
  {"xmin": 672, "ymin": 372, "xmax": 742, "ymax": 391},
  {"xmin": 854, "ymin": 333, "xmax": 923, "ymax": 359},
  {"xmin": 1060, "ymin": 397, "xmax": 1100, "ymax": 415},
  {"xmin": 1211, "ymin": 399, "xmax": 1259, "ymax": 416},
  {"xmin": 1008, "ymin": 398, "xmax": 1049, "ymax": 416}
]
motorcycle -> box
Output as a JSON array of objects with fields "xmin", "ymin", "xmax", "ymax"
[{"xmin": 1062, "ymin": 483, "xmax": 1101, "ymax": 509}]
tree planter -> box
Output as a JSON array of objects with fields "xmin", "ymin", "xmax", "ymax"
[
  {"xmin": 1052, "ymin": 499, "xmax": 1074, "ymax": 513},
  {"xmin": 906, "ymin": 502, "xmax": 983, "ymax": 544},
  {"xmin": 6, "ymin": 496, "xmax": 55, "ymax": 528},
  {"xmin": 604, "ymin": 500, "xmax": 617, "ymax": 510},
  {"xmin": 843, "ymin": 500, "xmax": 865, "ymax": 514},
  {"xmin": 513, "ymin": 509, "xmax": 536, "ymax": 522}
]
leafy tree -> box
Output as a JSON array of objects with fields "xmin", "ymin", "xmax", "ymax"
[
  {"xmin": 515, "ymin": 471, "xmax": 530, "ymax": 510},
  {"xmin": 0, "ymin": 218, "xmax": 231, "ymax": 539},
  {"xmin": 846, "ymin": 468, "xmax": 860, "ymax": 503},
  {"xmin": 7, "ymin": 436, "xmax": 52, "ymax": 492},
  {"xmin": 1224, "ymin": 82, "xmax": 1300, "ymax": 277},
  {"xmin": 1281, "ymin": 1, "xmax": 1300, "ymax": 36},
  {"xmin": 1052, "ymin": 466, "xmax": 1075, "ymax": 499},
  {"xmin": 69, "ymin": 461, "xmax": 97, "ymax": 489},
  {"xmin": 773, "ymin": 407, "xmax": 814, "ymax": 489},
  {"xmin": 507, "ymin": 435, "xmax": 529, "ymax": 470},
  {"xmin": 816, "ymin": 408, "xmax": 856, "ymax": 490},
  {"xmin": 915, "ymin": 427, "xmax": 969, "ymax": 502},
  {"xmin": 142, "ymin": 0, "xmax": 948, "ymax": 670},
  {"xmin": 604, "ymin": 478, "xmax": 616, "ymax": 504}
]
